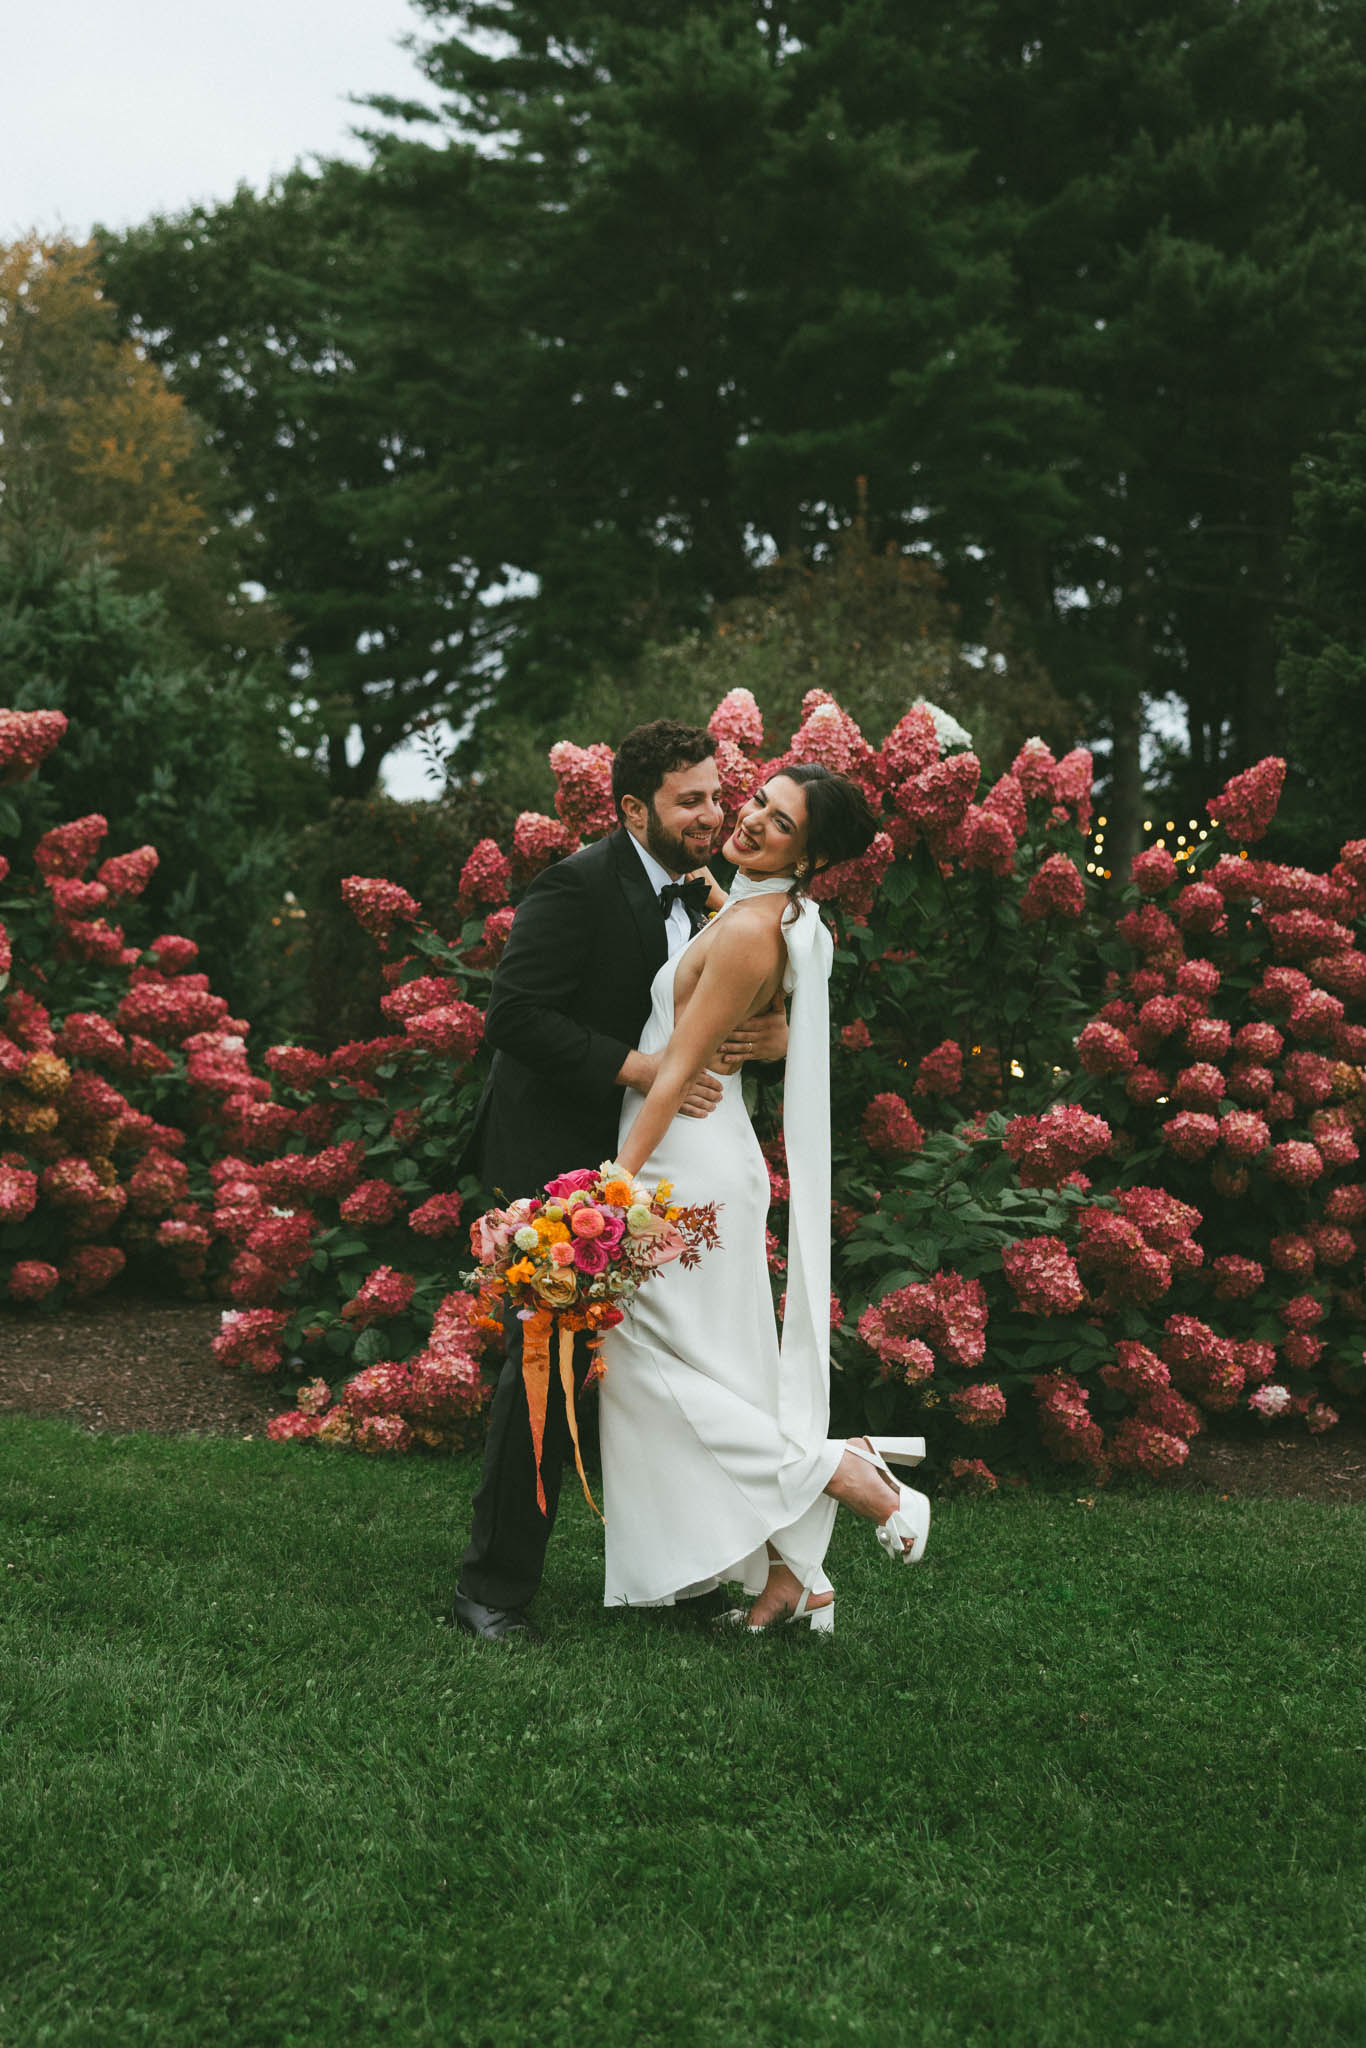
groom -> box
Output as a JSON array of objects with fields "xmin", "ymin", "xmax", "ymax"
[{"xmin": 451, "ymin": 719, "xmax": 787, "ymax": 1643}]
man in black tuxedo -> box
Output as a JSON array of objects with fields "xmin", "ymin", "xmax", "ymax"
[{"xmin": 451, "ymin": 719, "xmax": 787, "ymax": 1642}]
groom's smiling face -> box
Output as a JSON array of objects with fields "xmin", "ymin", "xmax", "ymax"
[{"xmin": 635, "ymin": 758, "xmax": 724, "ymax": 876}]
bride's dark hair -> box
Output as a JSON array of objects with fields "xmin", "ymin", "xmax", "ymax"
[{"xmin": 782, "ymin": 763, "xmax": 879, "ymax": 889}]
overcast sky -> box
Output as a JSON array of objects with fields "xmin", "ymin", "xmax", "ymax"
[
  {"xmin": 5, "ymin": 0, "xmax": 459, "ymax": 797},
  {"xmin": 3, "ymin": 0, "xmax": 429, "ymax": 242}
]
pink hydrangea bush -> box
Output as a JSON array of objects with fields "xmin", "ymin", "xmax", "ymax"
[
  {"xmin": 12, "ymin": 695, "xmax": 1359, "ymax": 1480},
  {"xmin": 199, "ymin": 881, "xmax": 503, "ymax": 1442},
  {"xmin": 841, "ymin": 752, "xmax": 1365, "ymax": 1482},
  {"xmin": 0, "ymin": 715, "xmax": 260, "ymax": 1307}
]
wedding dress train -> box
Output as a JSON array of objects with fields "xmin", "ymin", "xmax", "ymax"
[{"xmin": 600, "ymin": 875, "xmax": 844, "ymax": 1607}]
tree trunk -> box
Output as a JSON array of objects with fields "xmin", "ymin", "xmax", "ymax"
[
  {"xmin": 1106, "ymin": 688, "xmax": 1144, "ymax": 888},
  {"xmin": 1239, "ymin": 510, "xmax": 1287, "ymax": 764},
  {"xmin": 1105, "ymin": 556, "xmax": 1149, "ymax": 885}
]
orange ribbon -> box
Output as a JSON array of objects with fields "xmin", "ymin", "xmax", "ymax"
[{"xmin": 522, "ymin": 1308, "xmax": 603, "ymax": 1521}]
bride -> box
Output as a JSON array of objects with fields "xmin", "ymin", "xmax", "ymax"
[{"xmin": 600, "ymin": 763, "xmax": 931, "ymax": 1632}]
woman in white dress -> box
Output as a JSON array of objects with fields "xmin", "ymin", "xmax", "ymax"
[{"xmin": 600, "ymin": 764, "xmax": 931, "ymax": 1632}]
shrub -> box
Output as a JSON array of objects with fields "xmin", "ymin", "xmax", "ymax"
[
  {"xmin": 1, "ymin": 710, "xmax": 252, "ymax": 1305},
  {"xmin": 274, "ymin": 787, "xmax": 513, "ymax": 1046},
  {"xmin": 9, "ymin": 690, "xmax": 1363, "ymax": 1482}
]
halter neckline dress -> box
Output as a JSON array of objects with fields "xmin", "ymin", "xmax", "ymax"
[{"xmin": 599, "ymin": 873, "xmax": 843, "ymax": 1606}]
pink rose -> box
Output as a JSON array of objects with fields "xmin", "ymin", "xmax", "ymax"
[
  {"xmin": 573, "ymin": 1238, "xmax": 611, "ymax": 1274},
  {"xmin": 571, "ymin": 1205, "xmax": 606, "ymax": 1238},
  {"xmin": 471, "ymin": 1209, "xmax": 514, "ymax": 1263},
  {"xmin": 549, "ymin": 1241, "xmax": 577, "ymax": 1267},
  {"xmin": 596, "ymin": 1212, "xmax": 627, "ymax": 1248},
  {"xmin": 544, "ymin": 1168, "xmax": 600, "ymax": 1199}
]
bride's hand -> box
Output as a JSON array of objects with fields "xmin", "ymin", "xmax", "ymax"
[{"xmin": 686, "ymin": 864, "xmax": 728, "ymax": 914}]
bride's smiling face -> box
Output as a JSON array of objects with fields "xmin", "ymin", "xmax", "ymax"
[{"xmin": 724, "ymin": 776, "xmax": 810, "ymax": 877}]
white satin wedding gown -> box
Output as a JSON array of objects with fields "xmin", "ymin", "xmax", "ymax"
[{"xmin": 600, "ymin": 874, "xmax": 844, "ymax": 1607}]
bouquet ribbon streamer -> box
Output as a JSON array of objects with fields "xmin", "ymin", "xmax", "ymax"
[{"xmin": 522, "ymin": 1308, "xmax": 602, "ymax": 1520}]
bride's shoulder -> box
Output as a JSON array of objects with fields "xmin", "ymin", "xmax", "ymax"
[
  {"xmin": 703, "ymin": 898, "xmax": 785, "ymax": 963},
  {"xmin": 723, "ymin": 892, "xmax": 790, "ymax": 927}
]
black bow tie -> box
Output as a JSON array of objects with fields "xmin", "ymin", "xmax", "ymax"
[{"xmin": 659, "ymin": 878, "xmax": 710, "ymax": 919}]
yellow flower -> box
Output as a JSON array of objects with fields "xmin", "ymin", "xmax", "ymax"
[
  {"xmin": 654, "ymin": 1180, "xmax": 673, "ymax": 1203},
  {"xmin": 536, "ymin": 1218, "xmax": 571, "ymax": 1246},
  {"xmin": 666, "ymin": 1207, "xmax": 680, "ymax": 1221}
]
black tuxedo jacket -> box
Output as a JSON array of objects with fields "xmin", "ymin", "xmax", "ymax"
[{"xmin": 465, "ymin": 830, "xmax": 669, "ymax": 1200}]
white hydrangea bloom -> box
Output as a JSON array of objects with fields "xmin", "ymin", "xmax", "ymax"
[{"xmin": 912, "ymin": 699, "xmax": 974, "ymax": 752}]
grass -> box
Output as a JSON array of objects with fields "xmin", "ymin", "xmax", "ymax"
[{"xmin": 1, "ymin": 1420, "xmax": 1364, "ymax": 2047}]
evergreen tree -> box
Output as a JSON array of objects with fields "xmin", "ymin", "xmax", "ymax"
[
  {"xmin": 100, "ymin": 0, "xmax": 1366, "ymax": 829},
  {"xmin": 916, "ymin": 0, "xmax": 1366, "ymax": 861},
  {"xmin": 100, "ymin": 168, "xmax": 515, "ymax": 795},
  {"xmin": 1277, "ymin": 413, "xmax": 1366, "ymax": 860}
]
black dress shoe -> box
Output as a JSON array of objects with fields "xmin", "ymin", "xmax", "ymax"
[
  {"xmin": 447, "ymin": 1591, "xmax": 544, "ymax": 1644},
  {"xmin": 673, "ymin": 1586, "xmax": 732, "ymax": 1625}
]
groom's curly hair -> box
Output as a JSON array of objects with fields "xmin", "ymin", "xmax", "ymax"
[{"xmin": 611, "ymin": 719, "xmax": 715, "ymax": 821}]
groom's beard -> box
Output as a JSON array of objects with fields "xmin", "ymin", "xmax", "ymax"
[{"xmin": 644, "ymin": 803, "xmax": 716, "ymax": 878}]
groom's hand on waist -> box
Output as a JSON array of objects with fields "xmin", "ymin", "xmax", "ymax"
[
  {"xmin": 717, "ymin": 995, "xmax": 788, "ymax": 1070},
  {"xmin": 679, "ymin": 1069, "xmax": 724, "ymax": 1118},
  {"xmin": 615, "ymin": 1049, "xmax": 724, "ymax": 1119}
]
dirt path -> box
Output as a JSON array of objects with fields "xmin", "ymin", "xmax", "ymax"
[
  {"xmin": 0, "ymin": 1298, "xmax": 289, "ymax": 1439},
  {"xmin": 2, "ymin": 1298, "xmax": 1365, "ymax": 1499}
]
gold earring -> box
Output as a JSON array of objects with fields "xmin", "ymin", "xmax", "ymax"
[{"xmin": 795, "ymin": 860, "xmax": 809, "ymax": 879}]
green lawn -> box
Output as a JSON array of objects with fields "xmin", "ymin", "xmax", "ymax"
[{"xmin": 1, "ymin": 1420, "xmax": 1363, "ymax": 2048}]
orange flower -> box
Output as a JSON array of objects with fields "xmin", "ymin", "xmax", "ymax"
[
  {"xmin": 600, "ymin": 1178, "xmax": 634, "ymax": 1207},
  {"xmin": 506, "ymin": 1257, "xmax": 537, "ymax": 1285}
]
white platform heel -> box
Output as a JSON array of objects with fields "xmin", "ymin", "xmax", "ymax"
[
  {"xmin": 847, "ymin": 1438, "xmax": 931, "ymax": 1565},
  {"xmin": 734, "ymin": 1560, "xmax": 836, "ymax": 1636},
  {"xmin": 726, "ymin": 1589, "xmax": 835, "ymax": 1636},
  {"xmin": 772, "ymin": 1586, "xmax": 835, "ymax": 1636},
  {"xmin": 867, "ymin": 1435, "xmax": 926, "ymax": 1469}
]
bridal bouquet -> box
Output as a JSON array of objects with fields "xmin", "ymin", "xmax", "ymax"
[
  {"xmin": 465, "ymin": 1163, "xmax": 720, "ymax": 1332},
  {"xmin": 465, "ymin": 1164, "xmax": 722, "ymax": 1516}
]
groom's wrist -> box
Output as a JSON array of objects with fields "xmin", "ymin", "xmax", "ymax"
[{"xmin": 616, "ymin": 1049, "xmax": 659, "ymax": 1092}]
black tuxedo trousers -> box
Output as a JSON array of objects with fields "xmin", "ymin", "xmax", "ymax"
[{"xmin": 459, "ymin": 830, "xmax": 672, "ymax": 1610}]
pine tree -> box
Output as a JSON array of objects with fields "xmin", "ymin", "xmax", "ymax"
[{"xmin": 1278, "ymin": 412, "xmax": 1366, "ymax": 859}]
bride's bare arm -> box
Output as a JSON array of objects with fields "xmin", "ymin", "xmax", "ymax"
[
  {"xmin": 687, "ymin": 864, "xmax": 729, "ymax": 914},
  {"xmin": 616, "ymin": 917, "xmax": 780, "ymax": 1177}
]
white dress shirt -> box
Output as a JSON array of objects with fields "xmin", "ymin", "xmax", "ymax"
[{"xmin": 626, "ymin": 831, "xmax": 692, "ymax": 958}]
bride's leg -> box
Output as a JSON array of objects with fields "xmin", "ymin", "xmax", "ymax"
[
  {"xmin": 746, "ymin": 1543, "xmax": 834, "ymax": 1629},
  {"xmin": 824, "ymin": 1437, "xmax": 931, "ymax": 1564},
  {"xmin": 823, "ymin": 1440, "xmax": 903, "ymax": 1523}
]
